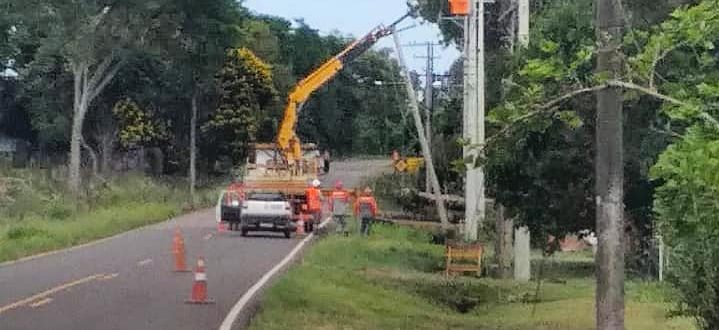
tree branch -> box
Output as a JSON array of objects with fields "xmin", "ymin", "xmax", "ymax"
[
  {"xmin": 498, "ymin": 2, "xmax": 518, "ymax": 22},
  {"xmin": 649, "ymin": 42, "xmax": 685, "ymax": 90},
  {"xmin": 89, "ymin": 60, "xmax": 125, "ymax": 103},
  {"xmin": 87, "ymin": 56, "xmax": 113, "ymax": 93},
  {"xmin": 476, "ymin": 80, "xmax": 719, "ymax": 155}
]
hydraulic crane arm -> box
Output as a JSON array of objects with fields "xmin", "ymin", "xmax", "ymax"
[{"xmin": 276, "ymin": 11, "xmax": 414, "ymax": 163}]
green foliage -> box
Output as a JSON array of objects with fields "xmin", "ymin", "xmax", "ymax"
[
  {"xmin": 483, "ymin": 0, "xmax": 598, "ymax": 239},
  {"xmin": 203, "ymin": 48, "xmax": 277, "ymax": 162},
  {"xmin": 651, "ymin": 128, "xmax": 719, "ymax": 329},
  {"xmin": 113, "ymin": 98, "xmax": 167, "ymax": 148}
]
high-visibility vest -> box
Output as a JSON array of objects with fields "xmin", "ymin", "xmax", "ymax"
[
  {"xmin": 330, "ymin": 190, "xmax": 350, "ymax": 215},
  {"xmin": 355, "ymin": 196, "xmax": 378, "ymax": 218},
  {"xmin": 305, "ymin": 187, "xmax": 321, "ymax": 211}
]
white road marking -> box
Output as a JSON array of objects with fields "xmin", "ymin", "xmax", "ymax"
[
  {"xmin": 137, "ymin": 258, "xmax": 153, "ymax": 267},
  {"xmin": 219, "ymin": 218, "xmax": 331, "ymax": 330},
  {"xmin": 204, "ymin": 233, "xmax": 214, "ymax": 240}
]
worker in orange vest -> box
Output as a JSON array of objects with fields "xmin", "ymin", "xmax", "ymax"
[
  {"xmin": 304, "ymin": 179, "xmax": 322, "ymax": 233},
  {"xmin": 355, "ymin": 187, "xmax": 378, "ymax": 236},
  {"xmin": 329, "ymin": 180, "xmax": 351, "ymax": 236}
]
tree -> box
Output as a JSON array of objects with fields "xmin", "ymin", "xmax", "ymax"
[
  {"xmin": 595, "ymin": 0, "xmax": 625, "ymax": 327},
  {"xmin": 203, "ymin": 48, "xmax": 277, "ymax": 163},
  {"xmin": 156, "ymin": 0, "xmax": 246, "ymax": 199},
  {"xmin": 7, "ymin": 0, "xmax": 170, "ymax": 192}
]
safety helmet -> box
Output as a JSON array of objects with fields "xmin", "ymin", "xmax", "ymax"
[
  {"xmin": 334, "ymin": 180, "xmax": 343, "ymax": 189},
  {"xmin": 364, "ymin": 187, "xmax": 373, "ymax": 194},
  {"xmin": 312, "ymin": 179, "xmax": 321, "ymax": 187}
]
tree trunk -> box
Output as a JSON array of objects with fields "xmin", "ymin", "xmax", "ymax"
[
  {"xmin": 68, "ymin": 63, "xmax": 87, "ymax": 193},
  {"xmin": 67, "ymin": 57, "xmax": 123, "ymax": 193},
  {"xmin": 190, "ymin": 90, "xmax": 198, "ymax": 205},
  {"xmin": 99, "ymin": 130, "xmax": 115, "ymax": 173},
  {"xmin": 495, "ymin": 204, "xmax": 514, "ymax": 279},
  {"xmin": 596, "ymin": 0, "xmax": 625, "ymax": 328}
]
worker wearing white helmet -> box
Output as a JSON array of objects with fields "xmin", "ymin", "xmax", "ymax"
[{"xmin": 304, "ymin": 179, "xmax": 323, "ymax": 233}]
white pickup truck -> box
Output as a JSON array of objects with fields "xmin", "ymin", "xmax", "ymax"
[{"xmin": 240, "ymin": 192, "xmax": 295, "ymax": 238}]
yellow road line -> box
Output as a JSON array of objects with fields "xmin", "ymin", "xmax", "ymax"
[
  {"xmin": 0, "ymin": 274, "xmax": 108, "ymax": 316},
  {"xmin": 29, "ymin": 298, "xmax": 53, "ymax": 308}
]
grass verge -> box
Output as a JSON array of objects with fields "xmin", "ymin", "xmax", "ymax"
[
  {"xmin": 250, "ymin": 224, "xmax": 695, "ymax": 330},
  {"xmin": 0, "ymin": 168, "xmax": 218, "ymax": 263}
]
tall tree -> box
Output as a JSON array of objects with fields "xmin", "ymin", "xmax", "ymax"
[
  {"xmin": 8, "ymin": 0, "xmax": 170, "ymax": 192},
  {"xmin": 595, "ymin": 0, "xmax": 624, "ymax": 328},
  {"xmin": 204, "ymin": 48, "xmax": 277, "ymax": 163}
]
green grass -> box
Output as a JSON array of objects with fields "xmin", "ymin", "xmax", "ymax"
[
  {"xmin": 0, "ymin": 167, "xmax": 219, "ymax": 263},
  {"xmin": 250, "ymin": 224, "xmax": 696, "ymax": 330}
]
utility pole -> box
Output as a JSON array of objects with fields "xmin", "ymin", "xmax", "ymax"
[
  {"xmin": 596, "ymin": 0, "xmax": 625, "ymax": 327},
  {"xmin": 513, "ymin": 0, "xmax": 531, "ymax": 282},
  {"xmin": 415, "ymin": 42, "xmax": 440, "ymax": 194},
  {"xmin": 404, "ymin": 41, "xmax": 441, "ymax": 194},
  {"xmin": 393, "ymin": 31, "xmax": 450, "ymax": 228},
  {"xmin": 463, "ymin": 0, "xmax": 485, "ymax": 242}
]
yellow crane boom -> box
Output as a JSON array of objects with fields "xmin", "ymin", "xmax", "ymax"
[{"xmin": 276, "ymin": 12, "xmax": 414, "ymax": 163}]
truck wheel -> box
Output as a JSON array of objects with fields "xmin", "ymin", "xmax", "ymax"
[
  {"xmin": 241, "ymin": 228, "xmax": 248, "ymax": 237},
  {"xmin": 284, "ymin": 229, "xmax": 292, "ymax": 239}
]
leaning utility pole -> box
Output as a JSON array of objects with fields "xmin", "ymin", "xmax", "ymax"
[
  {"xmin": 463, "ymin": 0, "xmax": 485, "ymax": 241},
  {"xmin": 393, "ymin": 31, "xmax": 450, "ymax": 228},
  {"xmin": 595, "ymin": 0, "xmax": 625, "ymax": 328}
]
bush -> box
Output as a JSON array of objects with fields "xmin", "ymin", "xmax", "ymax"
[{"xmin": 651, "ymin": 127, "xmax": 719, "ymax": 329}]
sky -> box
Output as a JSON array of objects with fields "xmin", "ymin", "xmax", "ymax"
[{"xmin": 243, "ymin": 0, "xmax": 461, "ymax": 75}]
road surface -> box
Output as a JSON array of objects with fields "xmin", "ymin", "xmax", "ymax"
[
  {"xmin": 0, "ymin": 209, "xmax": 301, "ymax": 330},
  {"xmin": 320, "ymin": 158, "xmax": 392, "ymax": 189},
  {"xmin": 0, "ymin": 159, "xmax": 390, "ymax": 330}
]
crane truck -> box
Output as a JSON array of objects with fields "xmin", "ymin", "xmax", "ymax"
[{"xmin": 219, "ymin": 10, "xmax": 416, "ymax": 238}]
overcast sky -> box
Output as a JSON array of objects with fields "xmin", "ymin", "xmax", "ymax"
[{"xmin": 243, "ymin": 0, "xmax": 460, "ymax": 74}]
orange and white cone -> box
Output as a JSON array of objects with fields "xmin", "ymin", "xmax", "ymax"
[
  {"xmin": 217, "ymin": 222, "xmax": 228, "ymax": 233},
  {"xmin": 173, "ymin": 229, "xmax": 190, "ymax": 273},
  {"xmin": 296, "ymin": 218, "xmax": 305, "ymax": 236},
  {"xmin": 185, "ymin": 258, "xmax": 215, "ymax": 304}
]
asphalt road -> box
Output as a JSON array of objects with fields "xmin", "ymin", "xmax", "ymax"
[
  {"xmin": 320, "ymin": 158, "xmax": 392, "ymax": 189},
  {"xmin": 0, "ymin": 159, "xmax": 390, "ymax": 330},
  {"xmin": 0, "ymin": 209, "xmax": 301, "ymax": 330}
]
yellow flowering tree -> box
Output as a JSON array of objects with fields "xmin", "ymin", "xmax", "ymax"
[{"xmin": 203, "ymin": 48, "xmax": 277, "ymax": 162}]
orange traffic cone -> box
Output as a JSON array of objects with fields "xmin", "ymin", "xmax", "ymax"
[
  {"xmin": 217, "ymin": 222, "xmax": 228, "ymax": 233},
  {"xmin": 185, "ymin": 258, "xmax": 215, "ymax": 304},
  {"xmin": 173, "ymin": 229, "xmax": 190, "ymax": 273},
  {"xmin": 296, "ymin": 218, "xmax": 305, "ymax": 236}
]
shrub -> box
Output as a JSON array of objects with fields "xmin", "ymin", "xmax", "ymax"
[{"xmin": 651, "ymin": 127, "xmax": 719, "ymax": 329}]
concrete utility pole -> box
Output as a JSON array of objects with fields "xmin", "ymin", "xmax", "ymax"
[
  {"xmin": 393, "ymin": 31, "xmax": 450, "ymax": 228},
  {"xmin": 420, "ymin": 42, "xmax": 439, "ymax": 194},
  {"xmin": 404, "ymin": 41, "xmax": 441, "ymax": 194},
  {"xmin": 595, "ymin": 0, "xmax": 625, "ymax": 327},
  {"xmin": 513, "ymin": 0, "xmax": 531, "ymax": 282},
  {"xmin": 463, "ymin": 0, "xmax": 485, "ymax": 241}
]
